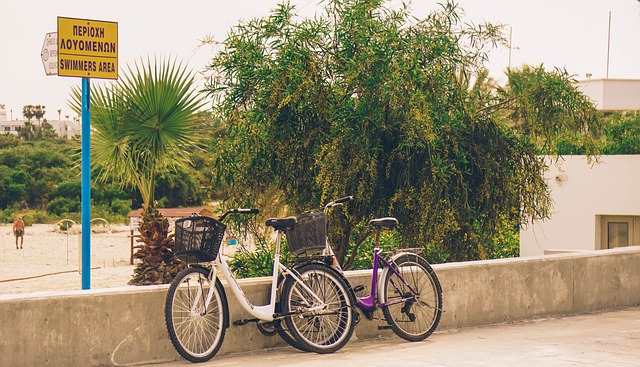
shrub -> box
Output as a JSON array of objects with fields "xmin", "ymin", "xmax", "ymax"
[
  {"xmin": 17, "ymin": 210, "xmax": 53, "ymax": 226},
  {"xmin": 59, "ymin": 221, "xmax": 73, "ymax": 230},
  {"xmin": 47, "ymin": 197, "xmax": 81, "ymax": 216},
  {"xmin": 349, "ymin": 230, "xmax": 403, "ymax": 270},
  {"xmin": 109, "ymin": 198, "xmax": 133, "ymax": 218},
  {"xmin": 228, "ymin": 235, "xmax": 292, "ymax": 278}
]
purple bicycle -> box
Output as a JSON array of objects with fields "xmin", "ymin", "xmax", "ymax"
[{"xmin": 321, "ymin": 196, "xmax": 443, "ymax": 342}]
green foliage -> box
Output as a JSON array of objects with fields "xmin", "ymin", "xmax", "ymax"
[
  {"xmin": 0, "ymin": 138, "xmax": 77, "ymax": 210},
  {"xmin": 205, "ymin": 0, "xmax": 600, "ymax": 266},
  {"xmin": 14, "ymin": 209, "xmax": 51, "ymax": 226},
  {"xmin": 474, "ymin": 213, "xmax": 520, "ymax": 259},
  {"xmin": 59, "ymin": 221, "xmax": 73, "ymax": 231},
  {"xmin": 488, "ymin": 226, "xmax": 520, "ymax": 259},
  {"xmin": 109, "ymin": 199, "xmax": 133, "ymax": 217},
  {"xmin": 0, "ymin": 135, "xmax": 21, "ymax": 149},
  {"xmin": 547, "ymin": 112, "xmax": 640, "ymax": 156},
  {"xmin": 348, "ymin": 230, "xmax": 401, "ymax": 270},
  {"xmin": 0, "ymin": 137, "xmax": 133, "ymax": 224},
  {"xmin": 601, "ymin": 112, "xmax": 640, "ymax": 154},
  {"xmin": 498, "ymin": 65, "xmax": 601, "ymax": 156},
  {"xmin": 0, "ymin": 133, "xmax": 207, "ymax": 224},
  {"xmin": 228, "ymin": 239, "xmax": 287, "ymax": 278},
  {"xmin": 17, "ymin": 105, "xmax": 59, "ymax": 140},
  {"xmin": 52, "ymin": 180, "xmax": 81, "ymax": 200},
  {"xmin": 155, "ymin": 169, "xmax": 204, "ymax": 208},
  {"xmin": 0, "ymin": 208, "xmax": 13, "ymax": 223},
  {"xmin": 22, "ymin": 105, "xmax": 45, "ymax": 122},
  {"xmin": 70, "ymin": 56, "xmax": 205, "ymax": 206},
  {"xmin": 222, "ymin": 206, "xmax": 283, "ymax": 278},
  {"xmin": 47, "ymin": 197, "xmax": 81, "ymax": 216},
  {"xmin": 70, "ymin": 57, "xmax": 206, "ymax": 285}
]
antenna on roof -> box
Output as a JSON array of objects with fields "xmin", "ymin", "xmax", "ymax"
[{"xmin": 606, "ymin": 11, "xmax": 611, "ymax": 79}]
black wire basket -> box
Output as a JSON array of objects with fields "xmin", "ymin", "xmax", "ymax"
[
  {"xmin": 286, "ymin": 211, "xmax": 327, "ymax": 256},
  {"xmin": 174, "ymin": 216, "xmax": 226, "ymax": 263}
]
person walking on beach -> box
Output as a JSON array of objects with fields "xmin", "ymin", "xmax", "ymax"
[{"xmin": 13, "ymin": 216, "xmax": 25, "ymax": 249}]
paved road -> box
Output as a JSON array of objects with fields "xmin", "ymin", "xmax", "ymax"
[{"xmin": 148, "ymin": 307, "xmax": 639, "ymax": 367}]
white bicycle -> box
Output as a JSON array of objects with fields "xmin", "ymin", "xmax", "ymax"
[{"xmin": 164, "ymin": 208, "xmax": 357, "ymax": 363}]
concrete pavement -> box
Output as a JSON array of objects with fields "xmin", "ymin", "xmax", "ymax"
[{"xmin": 144, "ymin": 307, "xmax": 639, "ymax": 367}]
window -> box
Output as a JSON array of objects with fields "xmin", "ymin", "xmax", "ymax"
[
  {"xmin": 607, "ymin": 222, "xmax": 629, "ymax": 248},
  {"xmin": 597, "ymin": 215, "xmax": 638, "ymax": 250}
]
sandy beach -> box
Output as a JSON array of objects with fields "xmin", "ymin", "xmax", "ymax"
[{"xmin": 0, "ymin": 223, "xmax": 138, "ymax": 295}]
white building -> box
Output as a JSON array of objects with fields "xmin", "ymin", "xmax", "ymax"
[
  {"xmin": 576, "ymin": 78, "xmax": 640, "ymax": 113},
  {"xmin": 520, "ymin": 155, "xmax": 640, "ymax": 256},
  {"xmin": 521, "ymin": 78, "xmax": 640, "ymax": 256},
  {"xmin": 0, "ymin": 106, "xmax": 81, "ymax": 138}
]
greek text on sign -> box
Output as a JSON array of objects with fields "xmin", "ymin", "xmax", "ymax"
[
  {"xmin": 41, "ymin": 32, "xmax": 58, "ymax": 76},
  {"xmin": 57, "ymin": 17, "xmax": 118, "ymax": 79}
]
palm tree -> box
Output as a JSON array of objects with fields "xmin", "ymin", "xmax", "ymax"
[
  {"xmin": 33, "ymin": 105, "xmax": 45, "ymax": 124},
  {"xmin": 17, "ymin": 121, "xmax": 30, "ymax": 140},
  {"xmin": 71, "ymin": 56, "xmax": 205, "ymax": 285},
  {"xmin": 22, "ymin": 105, "xmax": 35, "ymax": 121}
]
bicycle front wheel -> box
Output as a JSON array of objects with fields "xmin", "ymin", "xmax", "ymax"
[
  {"xmin": 165, "ymin": 266, "xmax": 228, "ymax": 363},
  {"xmin": 380, "ymin": 253, "xmax": 442, "ymax": 342},
  {"xmin": 280, "ymin": 263, "xmax": 356, "ymax": 354}
]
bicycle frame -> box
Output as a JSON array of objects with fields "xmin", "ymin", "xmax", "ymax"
[
  {"xmin": 201, "ymin": 229, "xmax": 327, "ymax": 323},
  {"xmin": 355, "ymin": 248, "xmax": 420, "ymax": 312},
  {"xmin": 319, "ymin": 196, "xmax": 422, "ymax": 313}
]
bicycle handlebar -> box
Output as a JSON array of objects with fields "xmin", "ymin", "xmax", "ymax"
[
  {"xmin": 334, "ymin": 196, "xmax": 354, "ymax": 205},
  {"xmin": 324, "ymin": 196, "xmax": 353, "ymax": 213}
]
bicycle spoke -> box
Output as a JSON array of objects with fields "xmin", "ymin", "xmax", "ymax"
[
  {"xmin": 165, "ymin": 267, "xmax": 227, "ymax": 363},
  {"xmin": 381, "ymin": 254, "xmax": 442, "ymax": 341},
  {"xmin": 282, "ymin": 263, "xmax": 355, "ymax": 353}
]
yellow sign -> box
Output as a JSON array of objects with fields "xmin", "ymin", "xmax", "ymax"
[{"xmin": 57, "ymin": 17, "xmax": 118, "ymax": 79}]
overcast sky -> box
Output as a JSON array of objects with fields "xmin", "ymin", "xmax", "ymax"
[{"xmin": 1, "ymin": 0, "xmax": 640, "ymax": 121}]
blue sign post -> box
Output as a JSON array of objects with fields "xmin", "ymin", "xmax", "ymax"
[
  {"xmin": 81, "ymin": 77, "xmax": 91, "ymax": 289},
  {"xmin": 54, "ymin": 16, "xmax": 118, "ymax": 290}
]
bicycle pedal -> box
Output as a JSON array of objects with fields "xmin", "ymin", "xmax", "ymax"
[
  {"xmin": 352, "ymin": 285, "xmax": 365, "ymax": 293},
  {"xmin": 378, "ymin": 325, "xmax": 392, "ymax": 330}
]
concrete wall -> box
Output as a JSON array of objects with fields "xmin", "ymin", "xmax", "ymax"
[
  {"xmin": 520, "ymin": 155, "xmax": 640, "ymax": 256},
  {"xmin": 1, "ymin": 246, "xmax": 639, "ymax": 366}
]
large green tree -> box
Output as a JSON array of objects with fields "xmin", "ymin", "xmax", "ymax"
[
  {"xmin": 205, "ymin": 0, "xmax": 600, "ymax": 266},
  {"xmin": 71, "ymin": 56, "xmax": 204, "ymax": 284}
]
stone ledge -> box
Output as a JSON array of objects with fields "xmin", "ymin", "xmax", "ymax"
[{"xmin": 1, "ymin": 247, "xmax": 639, "ymax": 366}]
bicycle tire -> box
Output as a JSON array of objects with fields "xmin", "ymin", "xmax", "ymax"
[
  {"xmin": 280, "ymin": 262, "xmax": 356, "ymax": 354},
  {"xmin": 165, "ymin": 266, "xmax": 228, "ymax": 363},
  {"xmin": 380, "ymin": 253, "xmax": 442, "ymax": 342}
]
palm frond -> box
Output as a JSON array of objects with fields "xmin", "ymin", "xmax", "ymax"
[{"xmin": 69, "ymin": 56, "xmax": 205, "ymax": 204}]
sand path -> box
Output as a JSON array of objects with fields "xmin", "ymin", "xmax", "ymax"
[{"xmin": 0, "ymin": 223, "xmax": 138, "ymax": 295}]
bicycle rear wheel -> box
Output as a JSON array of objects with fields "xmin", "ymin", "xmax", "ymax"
[
  {"xmin": 165, "ymin": 266, "xmax": 228, "ymax": 363},
  {"xmin": 280, "ymin": 262, "xmax": 356, "ymax": 354},
  {"xmin": 380, "ymin": 253, "xmax": 442, "ymax": 342}
]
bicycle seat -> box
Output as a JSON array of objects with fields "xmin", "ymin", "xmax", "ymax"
[
  {"xmin": 369, "ymin": 217, "xmax": 398, "ymax": 230},
  {"xmin": 266, "ymin": 216, "xmax": 297, "ymax": 231}
]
